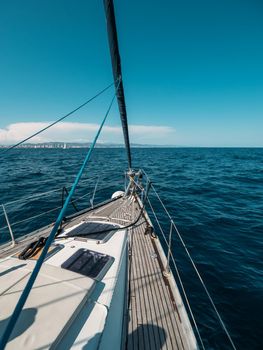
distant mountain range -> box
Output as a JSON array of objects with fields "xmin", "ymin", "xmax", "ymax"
[{"xmin": 0, "ymin": 142, "xmax": 176, "ymax": 149}]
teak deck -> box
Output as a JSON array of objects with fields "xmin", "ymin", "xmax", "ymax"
[
  {"xmin": 89, "ymin": 196, "xmax": 189, "ymax": 350},
  {"xmin": 0, "ymin": 195, "xmax": 191, "ymax": 349}
]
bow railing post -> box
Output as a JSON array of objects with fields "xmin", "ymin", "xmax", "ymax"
[
  {"xmin": 164, "ymin": 219, "xmax": 173, "ymax": 275},
  {"xmin": 2, "ymin": 204, "xmax": 16, "ymax": 247},
  {"xmin": 143, "ymin": 178, "xmax": 151, "ymax": 203},
  {"xmin": 141, "ymin": 188, "xmax": 144, "ymax": 203},
  {"xmin": 90, "ymin": 177, "xmax": 99, "ymax": 209},
  {"xmin": 124, "ymin": 171, "xmax": 127, "ymax": 192}
]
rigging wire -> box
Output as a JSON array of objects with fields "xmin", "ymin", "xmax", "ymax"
[
  {"xmin": 142, "ymin": 170, "xmax": 237, "ymax": 350},
  {"xmin": 0, "ymin": 85, "xmax": 119, "ymax": 349},
  {"xmin": 0, "ymin": 184, "xmax": 117, "ymax": 233},
  {"xmin": 0, "ymin": 81, "xmax": 116, "ymax": 156},
  {"xmin": 147, "ymin": 196, "xmax": 205, "ymax": 350},
  {"xmin": 2, "ymin": 173, "xmax": 123, "ymax": 208}
]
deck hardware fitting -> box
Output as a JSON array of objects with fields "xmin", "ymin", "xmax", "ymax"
[
  {"xmin": 150, "ymin": 252, "xmax": 157, "ymax": 259},
  {"xmin": 165, "ymin": 219, "xmax": 174, "ymax": 274}
]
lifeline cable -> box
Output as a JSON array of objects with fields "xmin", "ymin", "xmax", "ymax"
[{"xmin": 142, "ymin": 169, "xmax": 237, "ymax": 350}]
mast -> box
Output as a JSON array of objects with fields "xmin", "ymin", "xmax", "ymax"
[{"xmin": 103, "ymin": 0, "xmax": 132, "ymax": 169}]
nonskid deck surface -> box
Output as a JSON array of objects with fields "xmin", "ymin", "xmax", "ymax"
[{"xmin": 0, "ymin": 196, "xmax": 190, "ymax": 349}]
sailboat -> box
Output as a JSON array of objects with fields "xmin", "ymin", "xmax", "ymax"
[{"xmin": 0, "ymin": 1, "xmax": 236, "ymax": 349}]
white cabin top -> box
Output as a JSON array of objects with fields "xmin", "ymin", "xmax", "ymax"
[{"xmin": 0, "ymin": 221, "xmax": 128, "ymax": 350}]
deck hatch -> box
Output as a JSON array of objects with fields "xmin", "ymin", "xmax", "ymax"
[
  {"xmin": 61, "ymin": 248, "xmax": 113, "ymax": 279},
  {"xmin": 66, "ymin": 222, "xmax": 119, "ymax": 241}
]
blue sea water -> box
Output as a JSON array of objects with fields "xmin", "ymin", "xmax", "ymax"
[{"xmin": 0, "ymin": 147, "xmax": 262, "ymax": 349}]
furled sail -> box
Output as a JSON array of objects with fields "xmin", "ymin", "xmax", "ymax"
[{"xmin": 103, "ymin": 0, "xmax": 132, "ymax": 169}]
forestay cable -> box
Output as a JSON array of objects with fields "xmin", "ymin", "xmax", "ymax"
[
  {"xmin": 0, "ymin": 85, "xmax": 118, "ymax": 349},
  {"xmin": 0, "ymin": 81, "xmax": 115, "ymax": 156}
]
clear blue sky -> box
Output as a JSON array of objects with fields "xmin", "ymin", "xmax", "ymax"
[{"xmin": 0, "ymin": 0, "xmax": 262, "ymax": 146}]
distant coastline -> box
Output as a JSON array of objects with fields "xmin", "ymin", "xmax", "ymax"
[
  {"xmin": 0, "ymin": 142, "xmax": 178, "ymax": 149},
  {"xmin": 0, "ymin": 142, "xmax": 261, "ymax": 149}
]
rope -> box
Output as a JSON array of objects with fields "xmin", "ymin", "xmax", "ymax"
[
  {"xmin": 0, "ymin": 81, "xmax": 115, "ymax": 156},
  {"xmin": 144, "ymin": 171, "xmax": 237, "ymax": 350},
  {"xmin": 65, "ymin": 179, "xmax": 151, "ymax": 239},
  {"xmin": 0, "ymin": 85, "xmax": 118, "ymax": 349}
]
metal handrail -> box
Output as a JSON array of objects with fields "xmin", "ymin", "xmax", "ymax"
[{"xmin": 1, "ymin": 205, "xmax": 16, "ymax": 247}]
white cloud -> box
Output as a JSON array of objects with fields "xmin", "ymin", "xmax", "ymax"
[{"xmin": 0, "ymin": 122, "xmax": 175, "ymax": 145}]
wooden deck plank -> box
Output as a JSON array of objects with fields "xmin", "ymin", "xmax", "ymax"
[
  {"xmin": 132, "ymin": 224, "xmax": 157, "ymax": 350},
  {"xmin": 136, "ymin": 221, "xmax": 177, "ymax": 350},
  {"xmin": 96, "ymin": 196, "xmax": 190, "ymax": 349},
  {"xmin": 129, "ymin": 205, "xmax": 149, "ymax": 350},
  {"xmin": 134, "ymin": 222, "xmax": 167, "ymax": 350},
  {"xmin": 146, "ymin": 238, "xmax": 183, "ymax": 349},
  {"xmin": 131, "ymin": 202, "xmax": 155, "ymax": 349},
  {"xmin": 109, "ymin": 198, "xmax": 189, "ymax": 349}
]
